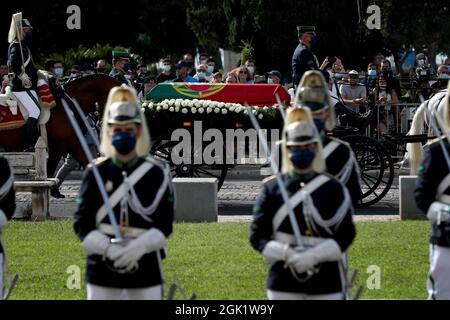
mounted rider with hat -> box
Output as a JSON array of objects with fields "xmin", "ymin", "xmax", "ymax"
[{"xmin": 7, "ymin": 13, "xmax": 41, "ymax": 151}]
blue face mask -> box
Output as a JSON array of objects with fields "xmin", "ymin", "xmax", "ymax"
[
  {"xmin": 112, "ymin": 131, "xmax": 137, "ymax": 155},
  {"xmin": 368, "ymin": 69, "xmax": 377, "ymax": 77},
  {"xmin": 267, "ymin": 78, "xmax": 274, "ymax": 84},
  {"xmin": 313, "ymin": 118, "xmax": 326, "ymax": 133},
  {"xmin": 207, "ymin": 66, "xmax": 214, "ymax": 74},
  {"xmin": 54, "ymin": 67, "xmax": 64, "ymax": 76},
  {"xmin": 439, "ymin": 74, "xmax": 450, "ymax": 80},
  {"xmin": 197, "ymin": 71, "xmax": 206, "ymax": 79},
  {"xmin": 290, "ymin": 148, "xmax": 316, "ymax": 169},
  {"xmin": 334, "ymin": 72, "xmax": 343, "ymax": 79}
]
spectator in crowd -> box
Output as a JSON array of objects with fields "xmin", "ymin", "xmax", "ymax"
[
  {"xmin": 205, "ymin": 58, "xmax": 216, "ymax": 80},
  {"xmin": 81, "ymin": 63, "xmax": 95, "ymax": 76},
  {"xmin": 267, "ymin": 70, "xmax": 282, "ymax": 85},
  {"xmin": 199, "ymin": 53, "xmax": 209, "ymax": 66},
  {"xmin": 237, "ymin": 66, "xmax": 253, "ymax": 84},
  {"xmin": 137, "ymin": 75, "xmax": 157, "ymax": 101},
  {"xmin": 183, "ymin": 53, "xmax": 196, "ymax": 76},
  {"xmin": 172, "ymin": 60, "xmax": 198, "ymax": 83},
  {"xmin": 157, "ymin": 58, "xmax": 176, "ymax": 83},
  {"xmin": 43, "ymin": 59, "xmax": 65, "ymax": 87},
  {"xmin": 339, "ymin": 70, "xmax": 367, "ymax": 112},
  {"xmin": 96, "ymin": 59, "xmax": 109, "ymax": 74},
  {"xmin": 444, "ymin": 58, "xmax": 450, "ymax": 66},
  {"xmin": 137, "ymin": 64, "xmax": 148, "ymax": 76},
  {"xmin": 431, "ymin": 64, "xmax": 450, "ymax": 92},
  {"xmin": 193, "ymin": 64, "xmax": 209, "ymax": 83},
  {"xmin": 211, "ymin": 72, "xmax": 223, "ymax": 83},
  {"xmin": 373, "ymin": 52, "xmax": 384, "ymax": 73},
  {"xmin": 225, "ymin": 71, "xmax": 238, "ymax": 83},
  {"xmin": 69, "ymin": 65, "xmax": 82, "ymax": 80},
  {"xmin": 0, "ymin": 59, "xmax": 9, "ymax": 94},
  {"xmin": 244, "ymin": 59, "xmax": 256, "ymax": 80}
]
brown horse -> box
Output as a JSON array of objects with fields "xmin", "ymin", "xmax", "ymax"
[{"xmin": 0, "ymin": 74, "xmax": 121, "ymax": 177}]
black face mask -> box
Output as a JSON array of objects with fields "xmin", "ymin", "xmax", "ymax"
[{"xmin": 24, "ymin": 31, "xmax": 32, "ymax": 42}]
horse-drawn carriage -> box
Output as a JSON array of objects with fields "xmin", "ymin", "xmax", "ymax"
[{"xmin": 144, "ymin": 82, "xmax": 400, "ymax": 207}]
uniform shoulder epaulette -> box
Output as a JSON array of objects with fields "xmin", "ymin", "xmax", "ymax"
[
  {"xmin": 262, "ymin": 175, "xmax": 276, "ymax": 183},
  {"xmin": 87, "ymin": 156, "xmax": 109, "ymax": 168}
]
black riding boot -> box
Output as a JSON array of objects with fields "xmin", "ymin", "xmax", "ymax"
[{"xmin": 23, "ymin": 118, "xmax": 40, "ymax": 152}]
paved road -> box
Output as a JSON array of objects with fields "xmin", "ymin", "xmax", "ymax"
[{"xmin": 14, "ymin": 166, "xmax": 402, "ymax": 220}]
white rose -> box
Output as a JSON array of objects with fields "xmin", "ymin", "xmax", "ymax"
[
  {"xmin": 229, "ymin": 106, "xmax": 235, "ymax": 112},
  {"xmin": 142, "ymin": 101, "xmax": 148, "ymax": 107},
  {"xmin": 258, "ymin": 114, "xmax": 264, "ymax": 119},
  {"xmin": 263, "ymin": 106, "xmax": 269, "ymax": 111},
  {"xmin": 243, "ymin": 109, "xmax": 248, "ymax": 115},
  {"xmin": 222, "ymin": 108, "xmax": 227, "ymax": 114},
  {"xmin": 191, "ymin": 107, "xmax": 197, "ymax": 114},
  {"xmin": 214, "ymin": 108, "xmax": 220, "ymax": 114},
  {"xmin": 156, "ymin": 106, "xmax": 162, "ymax": 111},
  {"xmin": 252, "ymin": 109, "xmax": 257, "ymax": 114},
  {"xmin": 187, "ymin": 101, "xmax": 194, "ymax": 108},
  {"xmin": 198, "ymin": 108, "xmax": 204, "ymax": 114},
  {"xmin": 182, "ymin": 100, "xmax": 188, "ymax": 107},
  {"xmin": 175, "ymin": 101, "xmax": 181, "ymax": 108},
  {"xmin": 195, "ymin": 101, "xmax": 201, "ymax": 108},
  {"xmin": 207, "ymin": 107, "xmax": 213, "ymax": 114},
  {"xmin": 218, "ymin": 102, "xmax": 225, "ymax": 108},
  {"xmin": 169, "ymin": 107, "xmax": 175, "ymax": 112},
  {"xmin": 182, "ymin": 108, "xmax": 188, "ymax": 114},
  {"xmin": 169, "ymin": 99, "xmax": 176, "ymax": 105},
  {"xmin": 162, "ymin": 103, "xmax": 169, "ymax": 110},
  {"xmin": 175, "ymin": 106, "xmax": 180, "ymax": 112}
]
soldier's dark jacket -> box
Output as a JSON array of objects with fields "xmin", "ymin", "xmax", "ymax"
[
  {"xmin": 292, "ymin": 42, "xmax": 319, "ymax": 86},
  {"xmin": 74, "ymin": 155, "xmax": 174, "ymax": 288},
  {"xmin": 250, "ymin": 170, "xmax": 356, "ymax": 294},
  {"xmin": 0, "ymin": 156, "xmax": 16, "ymax": 254},
  {"xmin": 109, "ymin": 68, "xmax": 130, "ymax": 86},
  {"xmin": 415, "ymin": 139, "xmax": 450, "ymax": 247},
  {"xmin": 323, "ymin": 136, "xmax": 362, "ymax": 206},
  {"xmin": 7, "ymin": 42, "xmax": 38, "ymax": 91}
]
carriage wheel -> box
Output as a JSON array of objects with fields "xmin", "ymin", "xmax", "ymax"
[
  {"xmin": 341, "ymin": 135, "xmax": 394, "ymax": 207},
  {"xmin": 150, "ymin": 136, "xmax": 228, "ymax": 190}
]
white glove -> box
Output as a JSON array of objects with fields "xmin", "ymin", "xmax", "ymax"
[
  {"xmin": 82, "ymin": 230, "xmax": 114, "ymax": 257},
  {"xmin": 286, "ymin": 239, "xmax": 342, "ymax": 274},
  {"xmin": 0, "ymin": 209, "xmax": 7, "ymax": 229},
  {"xmin": 18, "ymin": 72, "xmax": 32, "ymax": 89},
  {"xmin": 427, "ymin": 201, "xmax": 450, "ymax": 225},
  {"xmin": 110, "ymin": 228, "xmax": 166, "ymax": 270},
  {"xmin": 262, "ymin": 240, "xmax": 296, "ymax": 265}
]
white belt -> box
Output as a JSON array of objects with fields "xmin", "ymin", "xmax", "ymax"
[{"xmin": 98, "ymin": 223, "xmax": 147, "ymax": 238}]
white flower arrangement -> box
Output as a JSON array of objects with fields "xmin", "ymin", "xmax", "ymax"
[{"xmin": 143, "ymin": 99, "xmax": 279, "ymax": 121}]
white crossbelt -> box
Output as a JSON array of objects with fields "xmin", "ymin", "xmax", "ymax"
[
  {"xmin": 272, "ymin": 175, "xmax": 330, "ymax": 232},
  {"xmin": 95, "ymin": 161, "xmax": 153, "ymax": 225},
  {"xmin": 437, "ymin": 174, "xmax": 450, "ymax": 200},
  {"xmin": 274, "ymin": 231, "xmax": 326, "ymax": 246},
  {"xmin": 0, "ymin": 171, "xmax": 13, "ymax": 201}
]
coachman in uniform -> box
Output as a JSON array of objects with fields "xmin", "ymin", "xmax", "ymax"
[
  {"xmin": 109, "ymin": 51, "xmax": 132, "ymax": 86},
  {"xmin": 292, "ymin": 26, "xmax": 319, "ymax": 87},
  {"xmin": 7, "ymin": 13, "xmax": 41, "ymax": 151},
  {"xmin": 0, "ymin": 156, "xmax": 16, "ymax": 298},
  {"xmin": 294, "ymin": 70, "xmax": 362, "ymax": 206},
  {"xmin": 74, "ymin": 86, "xmax": 175, "ymax": 300},
  {"xmin": 250, "ymin": 107, "xmax": 356, "ymax": 300},
  {"xmin": 415, "ymin": 82, "xmax": 450, "ymax": 299}
]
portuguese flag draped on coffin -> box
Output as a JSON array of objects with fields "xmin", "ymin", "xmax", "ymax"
[{"xmin": 146, "ymin": 83, "xmax": 291, "ymax": 106}]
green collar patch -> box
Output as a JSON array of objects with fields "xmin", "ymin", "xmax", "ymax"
[{"xmin": 112, "ymin": 155, "xmax": 139, "ymax": 169}]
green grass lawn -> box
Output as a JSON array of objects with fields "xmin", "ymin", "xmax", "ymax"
[{"xmin": 1, "ymin": 220, "xmax": 430, "ymax": 300}]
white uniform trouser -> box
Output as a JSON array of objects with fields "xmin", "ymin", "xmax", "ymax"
[
  {"xmin": 12, "ymin": 90, "xmax": 40, "ymax": 119},
  {"xmin": 87, "ymin": 283, "xmax": 163, "ymax": 300},
  {"xmin": 268, "ymin": 290, "xmax": 342, "ymax": 300},
  {"xmin": 0, "ymin": 254, "xmax": 4, "ymax": 299},
  {"xmin": 428, "ymin": 245, "xmax": 450, "ymax": 300}
]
